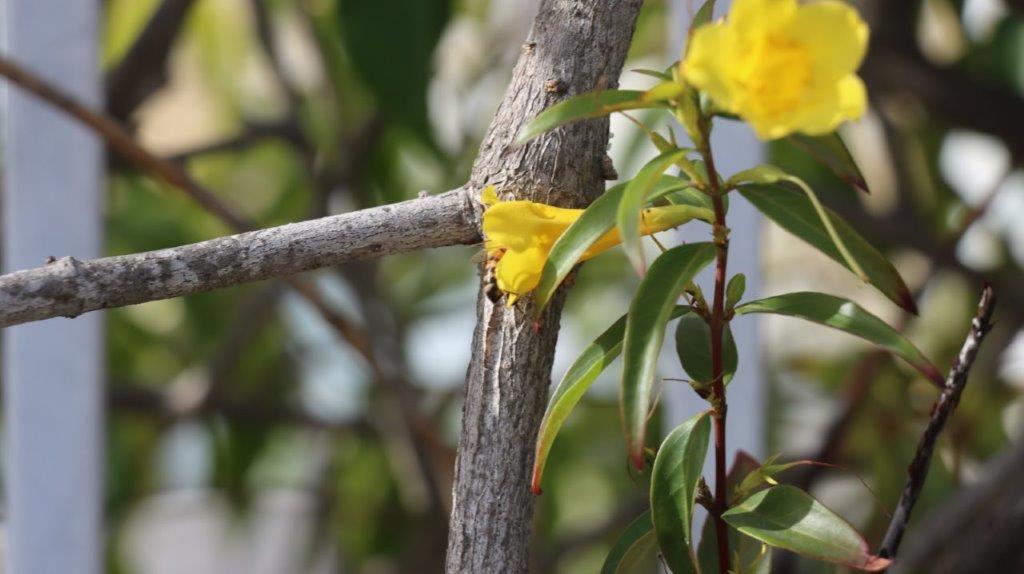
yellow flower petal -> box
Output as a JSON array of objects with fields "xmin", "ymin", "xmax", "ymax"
[
  {"xmin": 683, "ymin": 22, "xmax": 738, "ymax": 112},
  {"xmin": 483, "ymin": 200, "xmax": 577, "ymax": 252},
  {"xmin": 495, "ymin": 245, "xmax": 548, "ymax": 299},
  {"xmin": 837, "ymin": 74, "xmax": 867, "ymax": 119},
  {"xmin": 784, "ymin": 0, "xmax": 868, "ymax": 80},
  {"xmin": 730, "ymin": 0, "xmax": 797, "ymax": 38}
]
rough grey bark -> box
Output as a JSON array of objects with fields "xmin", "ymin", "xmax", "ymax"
[
  {"xmin": 0, "ymin": 189, "xmax": 477, "ymax": 327},
  {"xmin": 445, "ymin": 1, "xmax": 643, "ymax": 572}
]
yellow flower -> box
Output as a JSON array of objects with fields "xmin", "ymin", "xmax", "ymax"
[
  {"xmin": 480, "ymin": 187, "xmax": 709, "ymax": 305},
  {"xmin": 682, "ymin": 0, "xmax": 869, "ymax": 140}
]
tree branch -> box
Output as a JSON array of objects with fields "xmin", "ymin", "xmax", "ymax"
[
  {"xmin": 106, "ymin": 0, "xmax": 198, "ymax": 122},
  {"xmin": 0, "ymin": 188, "xmax": 478, "ymax": 327},
  {"xmin": 878, "ymin": 285, "xmax": 997, "ymax": 560},
  {"xmin": 445, "ymin": 0, "xmax": 643, "ymax": 571}
]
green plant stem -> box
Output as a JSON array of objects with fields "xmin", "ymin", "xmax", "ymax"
[{"xmin": 702, "ymin": 139, "xmax": 731, "ymax": 574}]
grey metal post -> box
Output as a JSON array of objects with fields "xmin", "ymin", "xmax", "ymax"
[{"xmin": 2, "ymin": 1, "xmax": 104, "ymax": 572}]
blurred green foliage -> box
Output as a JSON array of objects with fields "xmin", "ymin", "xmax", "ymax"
[{"xmin": 93, "ymin": 0, "xmax": 1024, "ymax": 572}]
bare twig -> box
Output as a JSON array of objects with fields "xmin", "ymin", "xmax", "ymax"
[
  {"xmin": 107, "ymin": 0, "xmax": 199, "ymax": 121},
  {"xmin": 0, "ymin": 54, "xmax": 253, "ymax": 230},
  {"xmin": 166, "ymin": 120, "xmax": 307, "ymax": 163},
  {"xmin": 878, "ymin": 285, "xmax": 997, "ymax": 560}
]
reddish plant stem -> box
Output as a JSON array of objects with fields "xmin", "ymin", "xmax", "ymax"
[{"xmin": 703, "ymin": 142, "xmax": 731, "ymax": 574}]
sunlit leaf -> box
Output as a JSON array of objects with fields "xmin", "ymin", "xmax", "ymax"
[
  {"xmin": 651, "ymin": 411, "xmax": 712, "ymax": 574},
  {"xmin": 618, "ymin": 149, "xmax": 696, "ymax": 274},
  {"xmin": 622, "ymin": 243, "xmax": 716, "ymax": 467},
  {"xmin": 533, "ymin": 176, "xmax": 703, "ymax": 315},
  {"xmin": 517, "ymin": 90, "xmax": 665, "ymax": 144},
  {"xmin": 531, "ymin": 306, "xmax": 690, "ymax": 493},
  {"xmin": 734, "ymin": 292, "xmax": 942, "ymax": 385},
  {"xmin": 738, "ymin": 184, "xmax": 918, "ymax": 313},
  {"xmin": 601, "ymin": 511, "xmax": 658, "ymax": 574},
  {"xmin": 787, "ymin": 132, "xmax": 869, "ymax": 193},
  {"xmin": 643, "ymin": 80, "xmax": 686, "ymax": 102},
  {"xmin": 723, "ymin": 486, "xmax": 890, "ymax": 571}
]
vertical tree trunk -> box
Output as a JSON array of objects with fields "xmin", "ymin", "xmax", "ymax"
[{"xmin": 445, "ymin": 1, "xmax": 642, "ymax": 571}]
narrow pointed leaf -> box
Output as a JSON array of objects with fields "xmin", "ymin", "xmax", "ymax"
[
  {"xmin": 531, "ymin": 306, "xmax": 690, "ymax": 493},
  {"xmin": 734, "ymin": 292, "xmax": 942, "ymax": 385},
  {"xmin": 692, "ymin": 0, "xmax": 716, "ymax": 28},
  {"xmin": 621, "ymin": 242, "xmax": 716, "ymax": 467},
  {"xmin": 618, "ymin": 149, "xmax": 694, "ymax": 274},
  {"xmin": 517, "ymin": 90, "xmax": 664, "ymax": 144},
  {"xmin": 651, "ymin": 411, "xmax": 712, "ymax": 574},
  {"xmin": 729, "ymin": 169, "xmax": 866, "ymax": 283},
  {"xmin": 534, "ymin": 176, "xmax": 705, "ymax": 315},
  {"xmin": 601, "ymin": 511, "xmax": 658, "ymax": 574},
  {"xmin": 788, "ymin": 132, "xmax": 869, "ymax": 193},
  {"xmin": 739, "ymin": 184, "xmax": 918, "ymax": 313},
  {"xmin": 723, "ymin": 486, "xmax": 890, "ymax": 571},
  {"xmin": 631, "ymin": 68, "xmax": 673, "ymax": 81}
]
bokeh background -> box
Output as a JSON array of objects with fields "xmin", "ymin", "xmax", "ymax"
[{"xmin": 2, "ymin": 0, "xmax": 1023, "ymax": 572}]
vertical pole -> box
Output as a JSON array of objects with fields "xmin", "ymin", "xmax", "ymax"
[
  {"xmin": 2, "ymin": 1, "xmax": 104, "ymax": 572},
  {"xmin": 665, "ymin": 0, "xmax": 765, "ymax": 461}
]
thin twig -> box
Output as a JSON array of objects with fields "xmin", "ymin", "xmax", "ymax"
[
  {"xmin": 700, "ymin": 130, "xmax": 732, "ymax": 574},
  {"xmin": 0, "ymin": 54, "xmax": 253, "ymax": 230},
  {"xmin": 878, "ymin": 285, "xmax": 996, "ymax": 560}
]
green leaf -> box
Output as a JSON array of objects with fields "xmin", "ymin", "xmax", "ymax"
[
  {"xmin": 643, "ymin": 80, "xmax": 686, "ymax": 103},
  {"xmin": 737, "ymin": 457, "xmax": 817, "ymax": 499},
  {"xmin": 697, "ymin": 452, "xmax": 770, "ymax": 574},
  {"xmin": 338, "ymin": 0, "xmax": 449, "ymax": 143},
  {"xmin": 618, "ymin": 149, "xmax": 695, "ymax": 274},
  {"xmin": 631, "ymin": 68, "xmax": 674, "ymax": 81},
  {"xmin": 739, "ymin": 184, "xmax": 918, "ymax": 314},
  {"xmin": 787, "ymin": 132, "xmax": 869, "ymax": 194},
  {"xmin": 692, "ymin": 0, "xmax": 716, "ymax": 28},
  {"xmin": 651, "ymin": 411, "xmax": 712, "ymax": 574},
  {"xmin": 622, "ymin": 243, "xmax": 716, "ymax": 466},
  {"xmin": 726, "ymin": 274, "xmax": 746, "ymax": 310},
  {"xmin": 517, "ymin": 90, "xmax": 664, "ymax": 144},
  {"xmin": 729, "ymin": 169, "xmax": 866, "ymax": 284},
  {"xmin": 533, "ymin": 176, "xmax": 708, "ymax": 315},
  {"xmin": 602, "ymin": 511, "xmax": 658, "ymax": 574},
  {"xmin": 723, "ymin": 486, "xmax": 890, "ymax": 572},
  {"xmin": 531, "ymin": 306, "xmax": 690, "ymax": 493},
  {"xmin": 674, "ymin": 313, "xmax": 737, "ymax": 386},
  {"xmin": 735, "ymin": 292, "xmax": 942, "ymax": 385}
]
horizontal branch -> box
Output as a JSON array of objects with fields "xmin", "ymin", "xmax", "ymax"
[{"xmin": 0, "ymin": 189, "xmax": 479, "ymax": 327}]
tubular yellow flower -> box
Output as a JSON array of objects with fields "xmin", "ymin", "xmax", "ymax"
[
  {"xmin": 682, "ymin": 0, "xmax": 869, "ymax": 140},
  {"xmin": 480, "ymin": 187, "xmax": 706, "ymax": 305}
]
